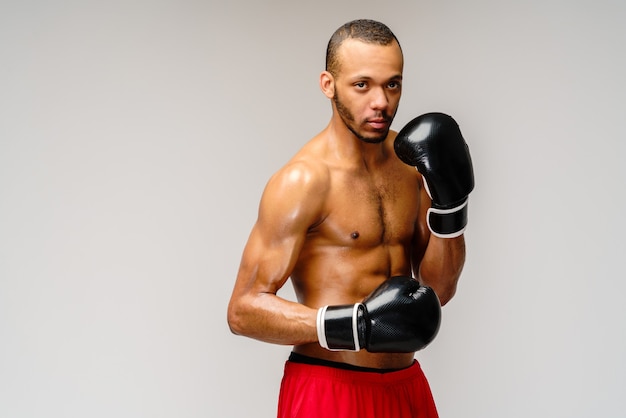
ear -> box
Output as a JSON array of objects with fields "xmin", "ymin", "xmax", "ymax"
[{"xmin": 319, "ymin": 71, "xmax": 335, "ymax": 99}]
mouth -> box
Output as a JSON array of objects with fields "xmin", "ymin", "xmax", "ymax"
[{"xmin": 367, "ymin": 119, "xmax": 390, "ymax": 131}]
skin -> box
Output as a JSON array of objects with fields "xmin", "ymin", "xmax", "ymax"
[{"xmin": 227, "ymin": 38, "xmax": 465, "ymax": 370}]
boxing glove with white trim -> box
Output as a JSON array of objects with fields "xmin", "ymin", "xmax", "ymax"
[
  {"xmin": 394, "ymin": 112, "xmax": 475, "ymax": 238},
  {"xmin": 316, "ymin": 276, "xmax": 441, "ymax": 353}
]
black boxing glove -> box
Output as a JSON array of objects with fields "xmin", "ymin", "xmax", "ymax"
[
  {"xmin": 394, "ymin": 112, "xmax": 475, "ymax": 238},
  {"xmin": 316, "ymin": 276, "xmax": 441, "ymax": 353}
]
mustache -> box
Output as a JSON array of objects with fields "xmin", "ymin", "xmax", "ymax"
[{"xmin": 366, "ymin": 114, "xmax": 393, "ymax": 123}]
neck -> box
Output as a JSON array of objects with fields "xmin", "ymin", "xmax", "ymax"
[{"xmin": 324, "ymin": 117, "xmax": 389, "ymax": 169}]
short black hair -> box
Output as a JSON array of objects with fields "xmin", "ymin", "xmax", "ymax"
[{"xmin": 325, "ymin": 19, "xmax": 402, "ymax": 76}]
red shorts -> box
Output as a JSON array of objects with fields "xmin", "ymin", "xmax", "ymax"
[{"xmin": 277, "ymin": 359, "xmax": 439, "ymax": 418}]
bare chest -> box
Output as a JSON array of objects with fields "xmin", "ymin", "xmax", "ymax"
[{"xmin": 312, "ymin": 168, "xmax": 418, "ymax": 248}]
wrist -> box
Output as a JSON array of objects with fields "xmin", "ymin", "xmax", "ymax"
[
  {"xmin": 427, "ymin": 198, "xmax": 468, "ymax": 238},
  {"xmin": 316, "ymin": 303, "xmax": 365, "ymax": 351}
]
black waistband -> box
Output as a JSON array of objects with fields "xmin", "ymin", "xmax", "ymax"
[{"xmin": 288, "ymin": 352, "xmax": 409, "ymax": 374}]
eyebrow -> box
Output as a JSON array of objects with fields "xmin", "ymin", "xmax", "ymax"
[{"xmin": 350, "ymin": 74, "xmax": 403, "ymax": 82}]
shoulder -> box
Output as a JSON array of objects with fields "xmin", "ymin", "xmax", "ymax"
[
  {"xmin": 268, "ymin": 133, "xmax": 332, "ymax": 194},
  {"xmin": 266, "ymin": 157, "xmax": 330, "ymax": 199},
  {"xmin": 257, "ymin": 156, "xmax": 330, "ymax": 230}
]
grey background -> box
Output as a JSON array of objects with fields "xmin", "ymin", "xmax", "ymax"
[{"xmin": 1, "ymin": 0, "xmax": 625, "ymax": 417}]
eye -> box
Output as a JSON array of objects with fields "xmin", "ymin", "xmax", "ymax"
[
  {"xmin": 354, "ymin": 81, "xmax": 367, "ymax": 89},
  {"xmin": 388, "ymin": 81, "xmax": 401, "ymax": 89}
]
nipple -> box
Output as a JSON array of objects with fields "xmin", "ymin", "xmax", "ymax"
[{"xmin": 351, "ymin": 231, "xmax": 360, "ymax": 239}]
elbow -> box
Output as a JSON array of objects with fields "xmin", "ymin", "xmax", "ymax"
[
  {"xmin": 419, "ymin": 268, "xmax": 461, "ymax": 307},
  {"xmin": 226, "ymin": 302, "xmax": 245, "ymax": 336},
  {"xmin": 434, "ymin": 282, "xmax": 457, "ymax": 307},
  {"xmin": 227, "ymin": 290, "xmax": 269, "ymax": 337}
]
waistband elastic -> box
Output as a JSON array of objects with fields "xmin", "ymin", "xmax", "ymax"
[{"xmin": 285, "ymin": 355, "xmax": 423, "ymax": 385}]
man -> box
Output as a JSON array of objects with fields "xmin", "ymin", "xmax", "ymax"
[{"xmin": 227, "ymin": 19, "xmax": 473, "ymax": 418}]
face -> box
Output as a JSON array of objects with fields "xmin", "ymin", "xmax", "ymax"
[{"xmin": 323, "ymin": 39, "xmax": 403, "ymax": 144}]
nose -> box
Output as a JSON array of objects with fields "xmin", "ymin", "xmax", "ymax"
[{"xmin": 370, "ymin": 87, "xmax": 389, "ymax": 111}]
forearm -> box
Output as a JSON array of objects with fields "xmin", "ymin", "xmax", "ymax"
[
  {"xmin": 227, "ymin": 292, "xmax": 318, "ymax": 346},
  {"xmin": 418, "ymin": 235, "xmax": 466, "ymax": 305},
  {"xmin": 397, "ymin": 112, "xmax": 473, "ymax": 305}
]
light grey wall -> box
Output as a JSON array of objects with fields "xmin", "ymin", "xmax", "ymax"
[{"xmin": 1, "ymin": 1, "xmax": 625, "ymax": 417}]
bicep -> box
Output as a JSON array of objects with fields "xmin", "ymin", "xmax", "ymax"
[
  {"xmin": 232, "ymin": 162, "xmax": 327, "ymax": 298},
  {"xmin": 235, "ymin": 222, "xmax": 304, "ymax": 297}
]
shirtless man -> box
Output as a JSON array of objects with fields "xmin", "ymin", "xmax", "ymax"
[{"xmin": 227, "ymin": 19, "xmax": 473, "ymax": 418}]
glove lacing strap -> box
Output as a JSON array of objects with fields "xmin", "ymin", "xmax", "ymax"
[
  {"xmin": 427, "ymin": 198, "xmax": 469, "ymax": 239},
  {"xmin": 317, "ymin": 303, "xmax": 363, "ymax": 351},
  {"xmin": 419, "ymin": 172, "xmax": 469, "ymax": 239}
]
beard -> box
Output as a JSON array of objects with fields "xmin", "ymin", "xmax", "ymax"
[{"xmin": 333, "ymin": 92, "xmax": 395, "ymax": 144}]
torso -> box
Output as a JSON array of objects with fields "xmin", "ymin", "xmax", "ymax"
[{"xmin": 289, "ymin": 130, "xmax": 424, "ymax": 369}]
